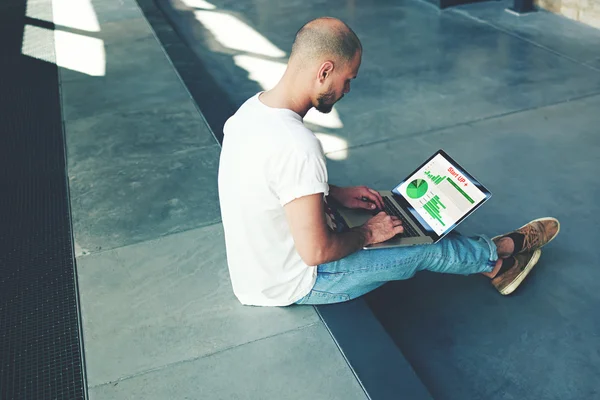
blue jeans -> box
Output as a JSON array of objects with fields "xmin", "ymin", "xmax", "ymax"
[{"xmin": 296, "ymin": 233, "xmax": 498, "ymax": 305}]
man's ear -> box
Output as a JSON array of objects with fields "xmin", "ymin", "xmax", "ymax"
[{"xmin": 317, "ymin": 61, "xmax": 334, "ymax": 83}]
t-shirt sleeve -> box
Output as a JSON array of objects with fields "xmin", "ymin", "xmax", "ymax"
[{"xmin": 275, "ymin": 150, "xmax": 329, "ymax": 207}]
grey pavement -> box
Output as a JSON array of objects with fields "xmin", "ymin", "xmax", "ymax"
[{"xmin": 54, "ymin": 0, "xmax": 600, "ymax": 398}]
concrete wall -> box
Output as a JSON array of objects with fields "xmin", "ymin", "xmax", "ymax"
[{"xmin": 536, "ymin": 0, "xmax": 600, "ymax": 29}]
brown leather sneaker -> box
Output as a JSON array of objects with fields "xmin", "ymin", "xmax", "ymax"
[
  {"xmin": 493, "ymin": 217, "xmax": 560, "ymax": 255},
  {"xmin": 492, "ymin": 249, "xmax": 542, "ymax": 295}
]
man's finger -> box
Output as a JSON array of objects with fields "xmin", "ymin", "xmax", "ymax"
[
  {"xmin": 360, "ymin": 195, "xmax": 379, "ymax": 210},
  {"xmin": 356, "ymin": 199, "xmax": 377, "ymax": 210},
  {"xmin": 367, "ymin": 188, "xmax": 384, "ymax": 209},
  {"xmin": 361, "ymin": 191, "xmax": 382, "ymax": 210},
  {"xmin": 394, "ymin": 225, "xmax": 404, "ymax": 234}
]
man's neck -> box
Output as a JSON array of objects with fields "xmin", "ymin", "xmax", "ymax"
[{"xmin": 260, "ymin": 79, "xmax": 312, "ymax": 118}]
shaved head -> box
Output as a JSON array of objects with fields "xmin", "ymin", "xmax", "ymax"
[{"xmin": 290, "ymin": 17, "xmax": 362, "ymax": 67}]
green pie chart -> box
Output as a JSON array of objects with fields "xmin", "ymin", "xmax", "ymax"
[{"xmin": 406, "ymin": 179, "xmax": 428, "ymax": 199}]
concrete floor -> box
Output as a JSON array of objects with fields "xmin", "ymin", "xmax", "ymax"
[
  {"xmin": 55, "ymin": 0, "xmax": 600, "ymax": 398},
  {"xmin": 58, "ymin": 0, "xmax": 366, "ymax": 398}
]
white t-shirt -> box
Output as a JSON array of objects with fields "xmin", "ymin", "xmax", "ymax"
[{"xmin": 218, "ymin": 93, "xmax": 329, "ymax": 306}]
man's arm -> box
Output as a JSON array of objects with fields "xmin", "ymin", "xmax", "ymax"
[{"xmin": 284, "ymin": 193, "xmax": 403, "ymax": 266}]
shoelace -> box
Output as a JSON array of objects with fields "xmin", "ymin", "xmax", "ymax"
[{"xmin": 520, "ymin": 223, "xmax": 543, "ymax": 251}]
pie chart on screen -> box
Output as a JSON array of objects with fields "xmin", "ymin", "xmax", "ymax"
[{"xmin": 406, "ymin": 179, "xmax": 428, "ymax": 199}]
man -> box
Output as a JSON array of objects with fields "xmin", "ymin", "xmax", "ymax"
[{"xmin": 218, "ymin": 17, "xmax": 560, "ymax": 307}]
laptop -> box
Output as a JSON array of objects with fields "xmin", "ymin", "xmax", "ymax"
[{"xmin": 334, "ymin": 149, "xmax": 492, "ymax": 249}]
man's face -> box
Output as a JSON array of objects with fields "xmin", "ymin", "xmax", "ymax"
[{"xmin": 315, "ymin": 51, "xmax": 361, "ymax": 114}]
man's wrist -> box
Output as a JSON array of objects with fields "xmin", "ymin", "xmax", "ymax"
[{"xmin": 354, "ymin": 225, "xmax": 372, "ymax": 247}]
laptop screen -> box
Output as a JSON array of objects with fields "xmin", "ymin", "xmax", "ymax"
[{"xmin": 392, "ymin": 151, "xmax": 490, "ymax": 238}]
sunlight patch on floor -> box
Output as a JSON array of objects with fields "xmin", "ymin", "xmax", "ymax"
[
  {"xmin": 194, "ymin": 11, "xmax": 285, "ymax": 58},
  {"xmin": 233, "ymin": 54, "xmax": 286, "ymax": 89},
  {"xmin": 52, "ymin": 0, "xmax": 101, "ymax": 32},
  {"xmin": 55, "ymin": 30, "xmax": 106, "ymax": 76},
  {"xmin": 21, "ymin": 25, "xmax": 106, "ymax": 76},
  {"xmin": 181, "ymin": 0, "xmax": 216, "ymax": 9}
]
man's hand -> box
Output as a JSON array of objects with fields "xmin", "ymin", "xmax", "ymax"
[
  {"xmin": 329, "ymin": 185, "xmax": 384, "ymax": 211},
  {"xmin": 284, "ymin": 193, "xmax": 370, "ymax": 265},
  {"xmin": 360, "ymin": 212, "xmax": 404, "ymax": 245}
]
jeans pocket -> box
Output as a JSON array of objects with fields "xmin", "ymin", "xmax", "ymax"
[{"xmin": 297, "ymin": 289, "xmax": 350, "ymax": 305}]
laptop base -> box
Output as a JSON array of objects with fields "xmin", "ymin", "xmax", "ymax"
[{"xmin": 335, "ymin": 191, "xmax": 434, "ymax": 249}]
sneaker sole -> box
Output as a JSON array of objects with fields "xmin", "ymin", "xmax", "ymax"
[
  {"xmin": 499, "ymin": 248, "xmax": 541, "ymax": 295},
  {"xmin": 492, "ymin": 217, "xmax": 561, "ymax": 250}
]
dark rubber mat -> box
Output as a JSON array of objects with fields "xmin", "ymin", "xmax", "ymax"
[{"xmin": 0, "ymin": 1, "xmax": 87, "ymax": 399}]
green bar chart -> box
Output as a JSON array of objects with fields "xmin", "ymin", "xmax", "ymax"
[
  {"xmin": 425, "ymin": 171, "xmax": 446, "ymax": 185},
  {"xmin": 446, "ymin": 178, "xmax": 474, "ymax": 204},
  {"xmin": 423, "ymin": 195, "xmax": 446, "ymax": 226}
]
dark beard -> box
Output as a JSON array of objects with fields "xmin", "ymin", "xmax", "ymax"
[{"xmin": 316, "ymin": 89, "xmax": 337, "ymax": 114}]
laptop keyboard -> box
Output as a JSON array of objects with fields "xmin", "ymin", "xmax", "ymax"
[{"xmin": 382, "ymin": 197, "xmax": 420, "ymax": 238}]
